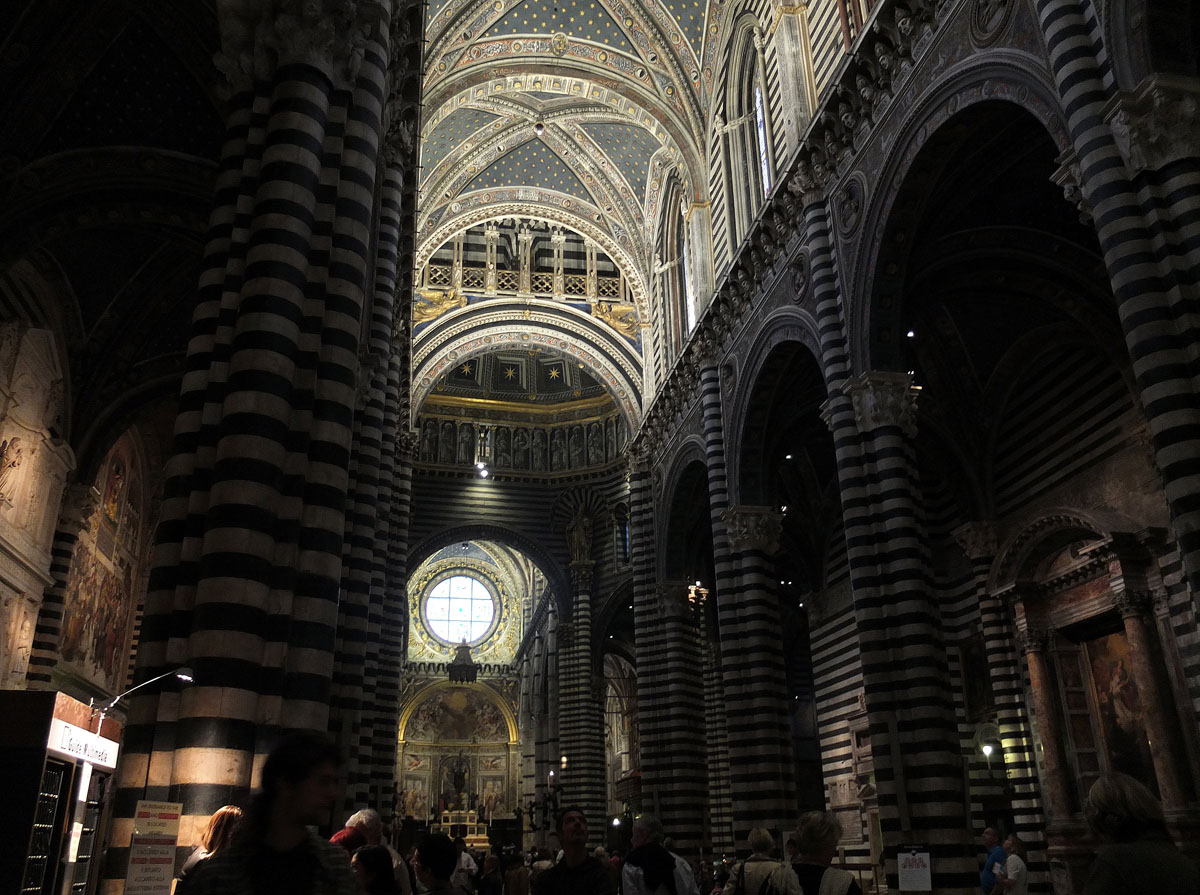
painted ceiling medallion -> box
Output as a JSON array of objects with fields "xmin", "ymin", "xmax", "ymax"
[{"xmin": 551, "ymin": 32, "xmax": 569, "ymax": 55}]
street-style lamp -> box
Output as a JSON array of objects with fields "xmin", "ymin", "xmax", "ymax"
[{"xmin": 90, "ymin": 665, "xmax": 193, "ymax": 730}]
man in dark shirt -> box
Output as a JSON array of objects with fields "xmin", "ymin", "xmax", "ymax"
[{"xmin": 532, "ymin": 808, "xmax": 614, "ymax": 895}]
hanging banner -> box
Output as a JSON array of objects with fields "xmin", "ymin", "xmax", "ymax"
[{"xmin": 125, "ymin": 801, "xmax": 183, "ymax": 895}]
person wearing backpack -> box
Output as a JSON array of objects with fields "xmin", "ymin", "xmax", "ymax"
[
  {"xmin": 719, "ymin": 829, "xmax": 802, "ymax": 895},
  {"xmin": 791, "ymin": 813, "xmax": 859, "ymax": 895}
]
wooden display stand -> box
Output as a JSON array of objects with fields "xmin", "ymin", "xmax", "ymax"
[{"xmin": 0, "ymin": 691, "xmax": 121, "ymax": 895}]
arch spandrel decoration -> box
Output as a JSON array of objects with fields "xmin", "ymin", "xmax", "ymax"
[{"xmin": 407, "ymin": 557, "xmax": 523, "ymax": 664}]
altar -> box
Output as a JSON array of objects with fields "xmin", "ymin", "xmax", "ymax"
[{"xmin": 432, "ymin": 809, "xmax": 491, "ymax": 850}]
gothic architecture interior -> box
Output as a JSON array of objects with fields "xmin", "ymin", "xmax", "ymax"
[{"xmin": 0, "ymin": 0, "xmax": 1199, "ymax": 893}]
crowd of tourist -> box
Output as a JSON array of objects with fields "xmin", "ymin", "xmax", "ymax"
[{"xmin": 173, "ymin": 733, "xmax": 1197, "ymax": 895}]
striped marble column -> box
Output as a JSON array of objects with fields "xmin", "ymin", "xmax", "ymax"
[
  {"xmin": 105, "ymin": 1, "xmax": 395, "ymax": 885},
  {"xmin": 560, "ymin": 561, "xmax": 606, "ymax": 830},
  {"xmin": 1035, "ymin": 0, "xmax": 1200, "ymax": 593},
  {"xmin": 799, "ymin": 185, "xmax": 970, "ymax": 888},
  {"xmin": 718, "ymin": 505, "xmax": 796, "ymax": 844},
  {"xmin": 26, "ymin": 483, "xmax": 99, "ymax": 685},
  {"xmin": 629, "ymin": 446, "xmax": 664, "ymax": 812}
]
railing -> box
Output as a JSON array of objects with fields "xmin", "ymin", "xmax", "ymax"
[{"xmin": 424, "ymin": 263, "xmax": 623, "ymax": 301}]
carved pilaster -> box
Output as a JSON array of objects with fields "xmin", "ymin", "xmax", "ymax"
[
  {"xmin": 844, "ymin": 371, "xmax": 919, "ymax": 437},
  {"xmin": 721, "ymin": 506, "xmax": 783, "ymax": 554},
  {"xmin": 952, "ymin": 521, "xmax": 998, "ymax": 560}
]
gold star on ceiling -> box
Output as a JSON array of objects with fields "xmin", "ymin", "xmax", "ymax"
[
  {"xmin": 504, "ymin": 367, "xmax": 517, "ymax": 379},
  {"xmin": 461, "ymin": 363, "xmax": 473, "ymax": 374},
  {"xmin": 548, "ymin": 367, "xmax": 561, "ymax": 379}
]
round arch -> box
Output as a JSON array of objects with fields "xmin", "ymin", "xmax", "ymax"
[
  {"xmin": 726, "ymin": 306, "xmax": 824, "ymax": 507},
  {"xmin": 398, "ymin": 679, "xmax": 520, "ymax": 744},
  {"xmin": 656, "ymin": 441, "xmax": 710, "ymax": 583},
  {"xmin": 849, "ymin": 57, "xmax": 1072, "ymax": 374},
  {"xmin": 411, "ymin": 308, "xmax": 644, "ymax": 431}
]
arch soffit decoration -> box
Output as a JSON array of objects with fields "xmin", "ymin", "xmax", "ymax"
[
  {"xmin": 423, "ymin": 0, "xmax": 705, "ymax": 124},
  {"xmin": 847, "ymin": 56, "xmax": 1073, "ymax": 374},
  {"xmin": 725, "ymin": 306, "xmax": 825, "ymax": 508},
  {"xmin": 411, "ymin": 317, "xmax": 644, "ymax": 431},
  {"xmin": 416, "ymin": 206, "xmax": 652, "ymax": 322},
  {"xmin": 407, "ymin": 523, "xmax": 570, "ymax": 614},
  {"xmin": 398, "ymin": 678, "xmax": 520, "ymax": 744}
]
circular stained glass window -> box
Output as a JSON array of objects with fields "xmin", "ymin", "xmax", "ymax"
[{"xmin": 424, "ymin": 575, "xmax": 495, "ymax": 644}]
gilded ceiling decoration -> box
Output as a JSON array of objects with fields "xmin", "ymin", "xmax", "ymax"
[{"xmin": 415, "ymin": 0, "xmax": 717, "ymax": 428}]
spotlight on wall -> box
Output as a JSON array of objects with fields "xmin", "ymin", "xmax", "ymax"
[
  {"xmin": 612, "ymin": 817, "xmax": 622, "ymax": 826},
  {"xmin": 534, "ymin": 118, "xmax": 545, "ymax": 136},
  {"xmin": 906, "ymin": 330, "xmax": 915, "ymax": 338}
]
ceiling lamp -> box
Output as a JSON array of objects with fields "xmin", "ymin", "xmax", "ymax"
[{"xmin": 534, "ymin": 118, "xmax": 545, "ymax": 136}]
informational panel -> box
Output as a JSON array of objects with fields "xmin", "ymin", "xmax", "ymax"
[
  {"xmin": 897, "ymin": 848, "xmax": 931, "ymax": 892},
  {"xmin": 125, "ymin": 800, "xmax": 182, "ymax": 895}
]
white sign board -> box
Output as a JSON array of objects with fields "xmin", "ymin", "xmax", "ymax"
[
  {"xmin": 897, "ymin": 849, "xmax": 932, "ymax": 892},
  {"xmin": 46, "ymin": 717, "xmax": 120, "ymax": 769},
  {"xmin": 125, "ymin": 801, "xmax": 183, "ymax": 895}
]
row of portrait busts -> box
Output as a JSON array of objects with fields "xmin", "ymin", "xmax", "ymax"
[{"xmin": 416, "ymin": 414, "xmax": 627, "ymax": 473}]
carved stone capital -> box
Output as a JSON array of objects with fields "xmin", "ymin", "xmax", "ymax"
[
  {"xmin": 214, "ymin": 0, "xmax": 385, "ymax": 96},
  {"xmin": 1051, "ymin": 149, "xmax": 1093, "ymax": 224},
  {"xmin": 569, "ymin": 560, "xmax": 594, "ymax": 593},
  {"xmin": 844, "ymin": 371, "xmax": 919, "ymax": 437},
  {"xmin": 58, "ymin": 482, "xmax": 99, "ymax": 535},
  {"xmin": 721, "ymin": 505, "xmax": 783, "ymax": 554},
  {"xmin": 1113, "ymin": 588, "xmax": 1153, "ymax": 619},
  {"xmin": 1017, "ymin": 625, "xmax": 1050, "ymax": 655},
  {"xmin": 952, "ymin": 521, "xmax": 998, "ymax": 560},
  {"xmin": 1106, "ymin": 76, "xmax": 1200, "ymax": 174}
]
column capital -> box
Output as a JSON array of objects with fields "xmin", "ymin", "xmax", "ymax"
[
  {"xmin": 1017, "ymin": 625, "xmax": 1051, "ymax": 655},
  {"xmin": 569, "ymin": 560, "xmax": 595, "ymax": 592},
  {"xmin": 1113, "ymin": 588, "xmax": 1153, "ymax": 618},
  {"xmin": 214, "ymin": 0, "xmax": 385, "ymax": 95},
  {"xmin": 952, "ymin": 521, "xmax": 998, "ymax": 560},
  {"xmin": 844, "ymin": 371, "xmax": 919, "ymax": 437},
  {"xmin": 721, "ymin": 505, "xmax": 783, "ymax": 553},
  {"xmin": 58, "ymin": 481, "xmax": 99, "ymax": 535},
  {"xmin": 1106, "ymin": 75, "xmax": 1200, "ymax": 174}
]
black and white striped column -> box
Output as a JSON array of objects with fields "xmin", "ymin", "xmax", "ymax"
[
  {"xmin": 560, "ymin": 562, "xmax": 607, "ymax": 831},
  {"xmin": 1036, "ymin": 0, "xmax": 1200, "ymax": 593},
  {"xmin": 106, "ymin": 1, "xmax": 394, "ymax": 883},
  {"xmin": 718, "ymin": 506, "xmax": 796, "ymax": 844}
]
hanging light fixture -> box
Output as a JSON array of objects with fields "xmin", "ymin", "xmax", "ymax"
[{"xmin": 448, "ymin": 640, "xmax": 478, "ymax": 683}]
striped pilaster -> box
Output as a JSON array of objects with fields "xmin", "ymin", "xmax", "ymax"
[
  {"xmin": 953, "ymin": 524, "xmax": 1046, "ymax": 883},
  {"xmin": 703, "ymin": 634, "xmax": 734, "ymax": 854},
  {"xmin": 697, "ymin": 360, "xmax": 738, "ymax": 848},
  {"xmin": 560, "ymin": 561, "xmax": 607, "ymax": 831},
  {"xmin": 106, "ymin": 4, "xmax": 393, "ymax": 886},
  {"xmin": 1035, "ymin": 0, "xmax": 1200, "ymax": 595},
  {"xmin": 718, "ymin": 506, "xmax": 796, "ymax": 843},
  {"xmin": 653, "ymin": 583, "xmax": 709, "ymax": 859},
  {"xmin": 26, "ymin": 483, "xmax": 99, "ymax": 686}
]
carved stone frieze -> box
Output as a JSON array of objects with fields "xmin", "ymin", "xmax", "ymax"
[
  {"xmin": 844, "ymin": 371, "xmax": 919, "ymax": 437},
  {"xmin": 721, "ymin": 505, "xmax": 783, "ymax": 554}
]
